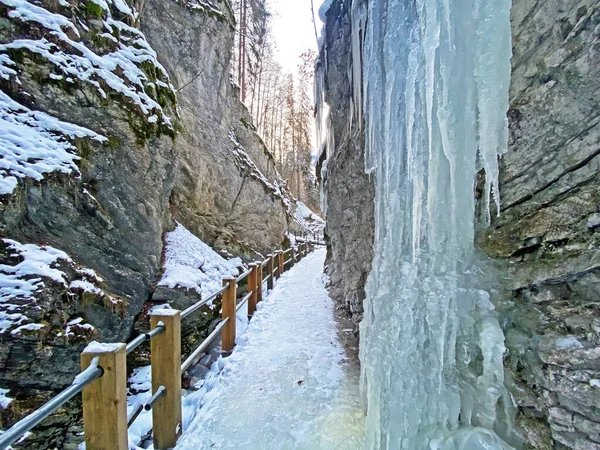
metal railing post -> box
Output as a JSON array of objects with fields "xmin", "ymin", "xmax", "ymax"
[
  {"xmin": 248, "ymin": 263, "xmax": 258, "ymax": 316},
  {"xmin": 222, "ymin": 278, "xmax": 237, "ymax": 354},
  {"xmin": 81, "ymin": 342, "xmax": 128, "ymax": 450},
  {"xmin": 150, "ymin": 309, "xmax": 182, "ymax": 449},
  {"xmin": 256, "ymin": 262, "xmax": 263, "ymax": 303}
]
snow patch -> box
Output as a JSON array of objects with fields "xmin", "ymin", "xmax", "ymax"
[
  {"xmin": 555, "ymin": 336, "xmax": 584, "ymax": 351},
  {"xmin": 158, "ymin": 223, "xmax": 241, "ymax": 301},
  {"xmin": 293, "ymin": 200, "xmax": 325, "ymax": 234},
  {"xmin": 83, "ymin": 341, "xmax": 122, "ymax": 353},
  {"xmin": 0, "ymin": 388, "xmax": 12, "ymax": 409}
]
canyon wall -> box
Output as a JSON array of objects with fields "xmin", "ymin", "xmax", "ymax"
[
  {"xmin": 319, "ymin": 0, "xmax": 599, "ymax": 448},
  {"xmin": 0, "ymin": 0, "xmax": 292, "ymax": 446}
]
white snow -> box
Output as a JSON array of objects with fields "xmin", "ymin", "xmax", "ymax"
[
  {"xmin": 228, "ymin": 130, "xmax": 294, "ymax": 214},
  {"xmin": 0, "ymin": 388, "xmax": 12, "ymax": 409},
  {"xmin": 59, "ymin": 317, "xmax": 95, "ymax": 338},
  {"xmin": 175, "ymin": 0, "xmax": 224, "ymax": 16},
  {"xmin": 555, "ymin": 336, "xmax": 584, "ymax": 351},
  {"xmin": 293, "ymin": 200, "xmax": 325, "ymax": 235},
  {"xmin": 0, "ymin": 238, "xmax": 115, "ymax": 334},
  {"xmin": 83, "ymin": 341, "xmax": 123, "ymax": 353},
  {"xmin": 158, "ymin": 223, "xmax": 241, "ymax": 301},
  {"xmin": 74, "ymin": 356, "xmax": 100, "ymax": 384},
  {"xmin": 0, "ymin": 0, "xmax": 176, "ymax": 194},
  {"xmin": 590, "ymin": 379, "xmax": 600, "ymax": 388},
  {"xmin": 0, "ymin": 87, "xmax": 107, "ymax": 194},
  {"xmin": 10, "ymin": 322, "xmax": 45, "ymax": 335},
  {"xmin": 173, "ymin": 248, "xmax": 364, "ymax": 449}
]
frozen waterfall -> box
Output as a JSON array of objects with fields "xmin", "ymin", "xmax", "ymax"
[{"xmin": 353, "ymin": 0, "xmax": 515, "ymax": 448}]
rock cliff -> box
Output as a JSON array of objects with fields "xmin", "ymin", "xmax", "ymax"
[
  {"xmin": 0, "ymin": 0, "xmax": 294, "ymax": 446},
  {"xmin": 316, "ymin": 0, "xmax": 374, "ymax": 334},
  {"xmin": 319, "ymin": 0, "xmax": 600, "ymax": 448}
]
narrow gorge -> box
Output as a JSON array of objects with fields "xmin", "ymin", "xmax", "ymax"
[{"xmin": 0, "ymin": 0, "xmax": 598, "ymax": 449}]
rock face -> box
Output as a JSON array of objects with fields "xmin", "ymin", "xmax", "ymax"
[
  {"xmin": 0, "ymin": 0, "xmax": 292, "ymax": 446},
  {"xmin": 476, "ymin": 1, "xmax": 600, "ymax": 448},
  {"xmin": 141, "ymin": 0, "xmax": 290, "ymax": 258},
  {"xmin": 320, "ymin": 0, "xmax": 599, "ymax": 448},
  {"xmin": 317, "ymin": 0, "xmax": 374, "ymax": 333}
]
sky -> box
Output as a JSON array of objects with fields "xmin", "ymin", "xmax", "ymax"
[
  {"xmin": 267, "ymin": 0, "xmax": 326, "ymax": 153},
  {"xmin": 268, "ymin": 0, "xmax": 324, "ymax": 77}
]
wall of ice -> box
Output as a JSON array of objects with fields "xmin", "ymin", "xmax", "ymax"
[{"xmin": 353, "ymin": 0, "xmax": 515, "ymax": 448}]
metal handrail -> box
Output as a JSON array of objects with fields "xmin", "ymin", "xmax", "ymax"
[
  {"xmin": 181, "ymin": 282, "xmax": 230, "ymax": 320},
  {"xmin": 237, "ymin": 268, "xmax": 252, "ymax": 283},
  {"xmin": 181, "ymin": 318, "xmax": 229, "ymax": 373},
  {"xmin": 127, "ymin": 403, "xmax": 144, "ymax": 428},
  {"xmin": 144, "ymin": 385, "xmax": 166, "ymax": 411},
  {"xmin": 126, "ymin": 323, "xmax": 165, "ymax": 354},
  {"xmin": 236, "ymin": 291, "xmax": 252, "ymax": 313},
  {"xmin": 0, "ymin": 366, "xmax": 103, "ymax": 449}
]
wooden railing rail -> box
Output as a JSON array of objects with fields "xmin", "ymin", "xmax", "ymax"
[{"xmin": 0, "ymin": 243, "xmax": 316, "ymax": 450}]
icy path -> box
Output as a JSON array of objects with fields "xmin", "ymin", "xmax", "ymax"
[{"xmin": 175, "ymin": 248, "xmax": 365, "ymax": 450}]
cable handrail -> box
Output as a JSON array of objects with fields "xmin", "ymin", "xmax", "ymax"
[{"xmin": 0, "ymin": 242, "xmax": 318, "ymax": 448}]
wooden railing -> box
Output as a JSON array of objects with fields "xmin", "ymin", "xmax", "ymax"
[{"xmin": 0, "ymin": 241, "xmax": 318, "ymax": 450}]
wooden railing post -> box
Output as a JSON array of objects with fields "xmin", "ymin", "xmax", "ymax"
[
  {"xmin": 278, "ymin": 250, "xmax": 284, "ymax": 275},
  {"xmin": 81, "ymin": 342, "xmax": 128, "ymax": 450},
  {"xmin": 150, "ymin": 309, "xmax": 182, "ymax": 449},
  {"xmin": 222, "ymin": 278, "xmax": 237, "ymax": 354},
  {"xmin": 267, "ymin": 255, "xmax": 274, "ymax": 290},
  {"xmin": 256, "ymin": 262, "xmax": 263, "ymax": 303},
  {"xmin": 248, "ymin": 263, "xmax": 258, "ymax": 316},
  {"xmin": 274, "ymin": 251, "xmax": 280, "ymax": 279}
]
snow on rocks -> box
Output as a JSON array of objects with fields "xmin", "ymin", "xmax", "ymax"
[
  {"xmin": 0, "ymin": 0, "xmax": 176, "ymax": 194},
  {"xmin": 293, "ymin": 200, "xmax": 325, "ymax": 235},
  {"xmin": 158, "ymin": 223, "xmax": 242, "ymax": 301},
  {"xmin": 0, "ymin": 388, "xmax": 13, "ymax": 409},
  {"xmin": 0, "ymin": 91, "xmax": 107, "ymax": 195},
  {"xmin": 228, "ymin": 129, "xmax": 294, "ymax": 214},
  {"xmin": 174, "ymin": 0, "xmax": 224, "ymax": 17},
  {"xmin": 0, "ymin": 238, "xmax": 116, "ymax": 335}
]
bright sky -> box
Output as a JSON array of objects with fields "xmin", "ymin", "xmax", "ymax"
[{"xmin": 268, "ymin": 0, "xmax": 323, "ymax": 77}]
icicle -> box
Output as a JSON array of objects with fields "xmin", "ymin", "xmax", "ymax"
[{"xmin": 358, "ymin": 0, "xmax": 514, "ymax": 448}]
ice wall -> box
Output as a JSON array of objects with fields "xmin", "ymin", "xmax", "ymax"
[{"xmin": 355, "ymin": 0, "xmax": 515, "ymax": 448}]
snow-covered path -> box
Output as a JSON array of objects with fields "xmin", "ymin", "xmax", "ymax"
[{"xmin": 175, "ymin": 248, "xmax": 365, "ymax": 450}]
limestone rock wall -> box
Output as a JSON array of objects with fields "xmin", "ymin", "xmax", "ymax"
[
  {"xmin": 320, "ymin": 0, "xmax": 600, "ymax": 448},
  {"xmin": 142, "ymin": 0, "xmax": 290, "ymax": 259},
  {"xmin": 317, "ymin": 0, "xmax": 374, "ymax": 333},
  {"xmin": 0, "ymin": 0, "xmax": 291, "ymax": 446},
  {"xmin": 477, "ymin": 1, "xmax": 600, "ymax": 448}
]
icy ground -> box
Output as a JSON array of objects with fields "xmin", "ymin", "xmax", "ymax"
[{"xmin": 174, "ymin": 248, "xmax": 364, "ymax": 450}]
